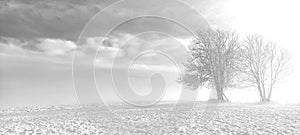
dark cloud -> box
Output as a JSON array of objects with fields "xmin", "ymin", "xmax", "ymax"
[
  {"xmin": 0, "ymin": 0, "xmax": 214, "ymax": 41},
  {"xmin": 79, "ymin": 0, "xmax": 211, "ymax": 40},
  {"xmin": 0, "ymin": 0, "xmax": 119, "ymax": 41}
]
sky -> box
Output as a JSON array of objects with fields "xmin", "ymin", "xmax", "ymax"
[{"xmin": 0, "ymin": 0, "xmax": 300, "ymax": 108}]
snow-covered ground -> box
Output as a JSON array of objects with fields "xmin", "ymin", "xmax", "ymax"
[{"xmin": 1, "ymin": 103, "xmax": 300, "ymax": 134}]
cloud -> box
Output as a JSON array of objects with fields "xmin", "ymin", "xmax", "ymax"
[
  {"xmin": 0, "ymin": 37, "xmax": 77, "ymax": 56},
  {"xmin": 0, "ymin": 35, "xmax": 125, "ymax": 64},
  {"xmin": 34, "ymin": 39, "xmax": 77, "ymax": 56},
  {"xmin": 0, "ymin": 38, "xmax": 28, "ymax": 54}
]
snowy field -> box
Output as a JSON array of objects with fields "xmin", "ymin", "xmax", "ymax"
[{"xmin": 1, "ymin": 103, "xmax": 300, "ymax": 134}]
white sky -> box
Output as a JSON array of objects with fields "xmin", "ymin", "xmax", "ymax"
[{"xmin": 213, "ymin": 0, "xmax": 300, "ymax": 103}]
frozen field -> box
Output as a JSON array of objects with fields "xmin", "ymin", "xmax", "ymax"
[{"xmin": 1, "ymin": 103, "xmax": 300, "ymax": 134}]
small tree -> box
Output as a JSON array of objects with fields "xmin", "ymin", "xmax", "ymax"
[
  {"xmin": 241, "ymin": 35, "xmax": 290, "ymax": 102},
  {"xmin": 178, "ymin": 29, "xmax": 242, "ymax": 101}
]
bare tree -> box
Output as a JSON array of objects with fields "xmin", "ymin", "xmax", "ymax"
[
  {"xmin": 178, "ymin": 29, "xmax": 242, "ymax": 101},
  {"xmin": 241, "ymin": 35, "xmax": 290, "ymax": 102}
]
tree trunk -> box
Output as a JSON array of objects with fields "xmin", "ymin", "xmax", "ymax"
[
  {"xmin": 267, "ymin": 87, "xmax": 273, "ymax": 102},
  {"xmin": 217, "ymin": 91, "xmax": 224, "ymax": 101},
  {"xmin": 256, "ymin": 83, "xmax": 269, "ymax": 102},
  {"xmin": 257, "ymin": 87, "xmax": 264, "ymax": 102},
  {"xmin": 216, "ymin": 86, "xmax": 225, "ymax": 101},
  {"xmin": 261, "ymin": 97, "xmax": 270, "ymax": 102}
]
